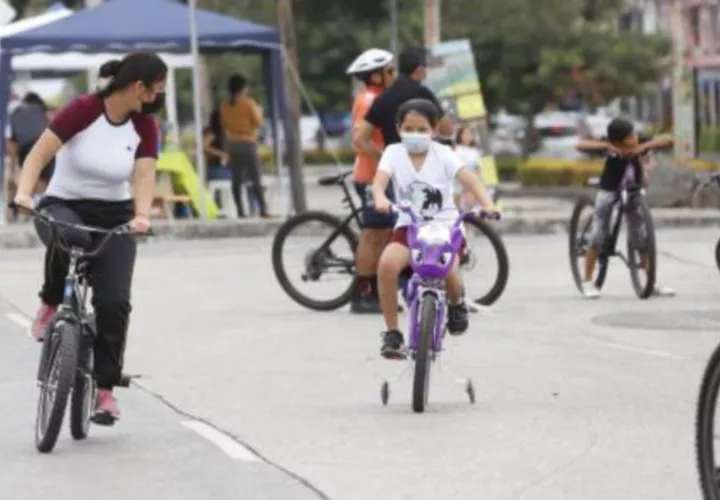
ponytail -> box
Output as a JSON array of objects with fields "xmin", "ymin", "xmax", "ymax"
[{"xmin": 97, "ymin": 59, "xmax": 122, "ymax": 97}]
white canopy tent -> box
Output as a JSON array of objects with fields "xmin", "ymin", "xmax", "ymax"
[{"xmin": 1, "ymin": 5, "xmax": 194, "ymax": 146}]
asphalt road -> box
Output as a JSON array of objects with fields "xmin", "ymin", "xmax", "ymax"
[{"xmin": 1, "ymin": 229, "xmax": 719, "ymax": 500}]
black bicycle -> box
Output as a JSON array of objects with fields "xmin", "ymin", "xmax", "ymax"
[
  {"xmin": 697, "ymin": 341, "xmax": 720, "ymax": 500},
  {"xmin": 13, "ymin": 204, "xmax": 139, "ymax": 453},
  {"xmin": 271, "ymin": 170, "xmax": 510, "ymax": 311},
  {"xmin": 568, "ymin": 177, "xmax": 657, "ymax": 299}
]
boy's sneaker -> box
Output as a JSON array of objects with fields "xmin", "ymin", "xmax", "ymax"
[
  {"xmin": 350, "ymin": 294, "xmax": 382, "ymax": 314},
  {"xmin": 91, "ymin": 389, "xmax": 120, "ymax": 426},
  {"xmin": 581, "ymin": 281, "xmax": 600, "ymax": 299},
  {"xmin": 447, "ymin": 303, "xmax": 469, "ymax": 335},
  {"xmin": 380, "ymin": 330, "xmax": 406, "ymax": 360},
  {"xmin": 30, "ymin": 302, "xmax": 57, "ymax": 342},
  {"xmin": 652, "ymin": 283, "xmax": 676, "ymax": 297}
]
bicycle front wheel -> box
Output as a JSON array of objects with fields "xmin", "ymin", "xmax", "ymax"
[
  {"xmin": 70, "ymin": 343, "xmax": 95, "ymax": 441},
  {"xmin": 272, "ymin": 211, "xmax": 358, "ymax": 311},
  {"xmin": 461, "ymin": 217, "xmax": 509, "ymax": 306},
  {"xmin": 627, "ymin": 199, "xmax": 656, "ymax": 299},
  {"xmin": 714, "ymin": 237, "xmax": 720, "ymax": 273},
  {"xmin": 35, "ymin": 321, "xmax": 80, "ymax": 453},
  {"xmin": 412, "ymin": 295, "xmax": 436, "ymax": 414},
  {"xmin": 696, "ymin": 343, "xmax": 720, "ymax": 500}
]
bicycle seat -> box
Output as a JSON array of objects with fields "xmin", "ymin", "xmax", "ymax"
[{"xmin": 318, "ymin": 170, "xmax": 352, "ymax": 186}]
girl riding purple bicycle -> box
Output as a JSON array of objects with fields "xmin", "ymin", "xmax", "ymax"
[{"xmin": 370, "ymin": 98, "xmax": 499, "ymax": 359}]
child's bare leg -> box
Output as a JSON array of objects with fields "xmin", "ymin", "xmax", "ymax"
[
  {"xmin": 377, "ymin": 243, "xmax": 409, "ymax": 331},
  {"xmin": 446, "ymin": 255, "xmax": 469, "ymax": 335},
  {"xmin": 445, "ymin": 260, "xmax": 463, "ymax": 304}
]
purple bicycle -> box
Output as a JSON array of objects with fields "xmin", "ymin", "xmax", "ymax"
[{"xmin": 381, "ymin": 203, "xmax": 500, "ymax": 413}]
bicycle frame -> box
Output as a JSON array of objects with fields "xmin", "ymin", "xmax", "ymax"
[
  {"xmin": 312, "ymin": 173, "xmax": 363, "ymax": 266},
  {"xmin": 396, "ymin": 205, "xmax": 494, "ymax": 354},
  {"xmin": 600, "ymin": 185, "xmax": 645, "ymax": 267}
]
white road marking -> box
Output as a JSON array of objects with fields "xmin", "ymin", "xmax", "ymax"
[
  {"xmin": 588, "ymin": 339, "xmax": 689, "ymax": 360},
  {"xmin": 5, "ymin": 312, "xmax": 31, "ymax": 338},
  {"xmin": 182, "ymin": 420, "xmax": 263, "ymax": 462}
]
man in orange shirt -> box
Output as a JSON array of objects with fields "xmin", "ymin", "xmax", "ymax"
[{"xmin": 346, "ymin": 49, "xmax": 396, "ymax": 313}]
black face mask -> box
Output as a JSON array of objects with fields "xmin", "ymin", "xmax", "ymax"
[{"xmin": 141, "ymin": 92, "xmax": 166, "ymax": 115}]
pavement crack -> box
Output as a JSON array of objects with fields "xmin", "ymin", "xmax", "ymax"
[{"xmin": 132, "ymin": 380, "xmax": 332, "ymax": 500}]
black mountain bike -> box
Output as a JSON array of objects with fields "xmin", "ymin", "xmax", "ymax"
[
  {"xmin": 568, "ymin": 177, "xmax": 657, "ymax": 299},
  {"xmin": 271, "ymin": 170, "xmax": 510, "ymax": 311},
  {"xmin": 696, "ymin": 341, "xmax": 720, "ymax": 500},
  {"xmin": 14, "ymin": 204, "xmax": 139, "ymax": 453}
]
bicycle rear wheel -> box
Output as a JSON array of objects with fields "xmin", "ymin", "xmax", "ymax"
[
  {"xmin": 714, "ymin": 237, "xmax": 720, "ymax": 273},
  {"xmin": 272, "ymin": 211, "xmax": 358, "ymax": 311},
  {"xmin": 461, "ymin": 217, "xmax": 509, "ymax": 306},
  {"xmin": 627, "ymin": 199, "xmax": 656, "ymax": 299},
  {"xmin": 412, "ymin": 295, "xmax": 436, "ymax": 414},
  {"xmin": 696, "ymin": 343, "xmax": 720, "ymax": 500},
  {"xmin": 35, "ymin": 321, "xmax": 79, "ymax": 453}
]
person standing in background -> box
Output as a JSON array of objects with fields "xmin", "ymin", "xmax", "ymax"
[
  {"xmin": 204, "ymin": 108, "xmax": 230, "ymax": 181},
  {"xmin": 453, "ymin": 125, "xmax": 487, "ymax": 209},
  {"xmin": 220, "ymin": 74, "xmax": 269, "ymax": 218},
  {"xmin": 9, "ymin": 92, "xmax": 53, "ymax": 201}
]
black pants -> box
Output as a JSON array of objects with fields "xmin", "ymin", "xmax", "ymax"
[
  {"xmin": 227, "ymin": 140, "xmax": 267, "ymax": 216},
  {"xmin": 37, "ymin": 198, "xmax": 136, "ymax": 390}
]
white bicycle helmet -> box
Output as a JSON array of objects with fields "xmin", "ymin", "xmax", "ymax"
[{"xmin": 346, "ymin": 48, "xmax": 394, "ymax": 75}]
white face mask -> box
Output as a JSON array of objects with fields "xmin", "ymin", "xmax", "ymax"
[{"xmin": 400, "ymin": 131, "xmax": 432, "ymax": 153}]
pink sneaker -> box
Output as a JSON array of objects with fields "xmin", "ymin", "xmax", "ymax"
[
  {"xmin": 30, "ymin": 303, "xmax": 57, "ymax": 342},
  {"xmin": 91, "ymin": 389, "xmax": 120, "ymax": 426}
]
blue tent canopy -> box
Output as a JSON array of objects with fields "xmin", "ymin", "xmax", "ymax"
[
  {"xmin": 0, "ymin": 0, "xmax": 291, "ymax": 213},
  {"xmin": 1, "ymin": 0, "xmax": 281, "ymax": 54}
]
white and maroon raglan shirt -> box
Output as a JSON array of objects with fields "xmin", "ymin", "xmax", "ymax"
[{"xmin": 45, "ymin": 94, "xmax": 158, "ymax": 201}]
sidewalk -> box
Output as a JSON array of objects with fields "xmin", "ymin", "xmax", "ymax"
[{"xmin": 2, "ymin": 203, "xmax": 720, "ymax": 249}]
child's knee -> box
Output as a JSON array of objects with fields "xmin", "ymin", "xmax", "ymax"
[{"xmin": 378, "ymin": 245, "xmax": 409, "ymax": 277}]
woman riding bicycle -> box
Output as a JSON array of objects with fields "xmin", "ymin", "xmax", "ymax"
[
  {"xmin": 13, "ymin": 51, "xmax": 165, "ymax": 425},
  {"xmin": 371, "ymin": 98, "xmax": 498, "ymax": 359}
]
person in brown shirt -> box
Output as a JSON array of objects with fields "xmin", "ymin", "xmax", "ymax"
[{"xmin": 220, "ymin": 74, "xmax": 268, "ymax": 217}]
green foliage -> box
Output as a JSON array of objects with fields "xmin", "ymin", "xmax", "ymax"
[{"xmin": 443, "ymin": 0, "xmax": 672, "ymax": 116}]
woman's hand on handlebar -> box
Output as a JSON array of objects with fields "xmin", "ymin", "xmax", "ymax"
[
  {"xmin": 12, "ymin": 193, "xmax": 33, "ymax": 211},
  {"xmin": 128, "ymin": 214, "xmax": 151, "ymax": 234}
]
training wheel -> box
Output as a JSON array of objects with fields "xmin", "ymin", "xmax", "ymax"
[
  {"xmin": 381, "ymin": 381, "xmax": 390, "ymax": 406},
  {"xmin": 466, "ymin": 380, "xmax": 475, "ymax": 404}
]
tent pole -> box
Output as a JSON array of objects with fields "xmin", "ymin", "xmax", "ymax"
[{"xmin": 188, "ymin": 0, "xmax": 207, "ymax": 219}]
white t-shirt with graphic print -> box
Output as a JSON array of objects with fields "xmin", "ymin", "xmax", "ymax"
[{"xmin": 377, "ymin": 141, "xmax": 465, "ymax": 228}]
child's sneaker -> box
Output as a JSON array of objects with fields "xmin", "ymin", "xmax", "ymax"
[{"xmin": 581, "ymin": 281, "xmax": 600, "ymax": 299}]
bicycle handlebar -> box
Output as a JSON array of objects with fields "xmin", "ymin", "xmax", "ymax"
[
  {"xmin": 390, "ymin": 202, "xmax": 501, "ymax": 228},
  {"xmin": 9, "ymin": 202, "xmax": 152, "ymax": 258}
]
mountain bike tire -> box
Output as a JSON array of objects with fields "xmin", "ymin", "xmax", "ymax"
[
  {"xmin": 412, "ymin": 294, "xmax": 435, "ymax": 414},
  {"xmin": 69, "ymin": 345, "xmax": 94, "ymax": 441},
  {"xmin": 568, "ymin": 196, "xmax": 598, "ymax": 292},
  {"xmin": 627, "ymin": 200, "xmax": 656, "ymax": 299},
  {"xmin": 272, "ymin": 211, "xmax": 358, "ymax": 311},
  {"xmin": 463, "ymin": 217, "xmax": 509, "ymax": 306},
  {"xmin": 35, "ymin": 321, "xmax": 79, "ymax": 453},
  {"xmin": 696, "ymin": 342, "xmax": 720, "ymax": 500}
]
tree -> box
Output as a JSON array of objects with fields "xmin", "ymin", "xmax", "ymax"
[{"xmin": 443, "ymin": 0, "xmax": 671, "ymax": 137}]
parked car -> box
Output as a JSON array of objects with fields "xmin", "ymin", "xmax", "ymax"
[{"xmin": 530, "ymin": 111, "xmax": 589, "ymax": 159}]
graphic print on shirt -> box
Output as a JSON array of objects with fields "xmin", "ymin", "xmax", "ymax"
[{"xmin": 398, "ymin": 181, "xmax": 444, "ymax": 217}]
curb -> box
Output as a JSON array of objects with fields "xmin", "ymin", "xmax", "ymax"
[{"xmin": 2, "ymin": 212, "xmax": 720, "ymax": 250}]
